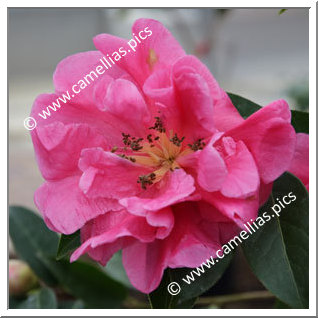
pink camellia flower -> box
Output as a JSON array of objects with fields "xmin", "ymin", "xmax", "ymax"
[
  {"xmin": 31, "ymin": 19, "xmax": 302, "ymax": 293},
  {"xmin": 288, "ymin": 133, "xmax": 309, "ymax": 191}
]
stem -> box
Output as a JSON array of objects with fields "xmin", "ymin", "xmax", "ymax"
[
  {"xmin": 146, "ymin": 294, "xmax": 153, "ymax": 309},
  {"xmin": 196, "ymin": 290, "xmax": 274, "ymax": 306}
]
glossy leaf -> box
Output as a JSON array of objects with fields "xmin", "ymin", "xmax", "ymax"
[
  {"xmin": 9, "ymin": 206, "xmax": 59, "ymax": 286},
  {"xmin": 103, "ymin": 251, "xmax": 133, "ymax": 289},
  {"xmin": 56, "ymin": 231, "xmax": 81, "ymax": 261},
  {"xmin": 228, "ymin": 92, "xmax": 309, "ymax": 133},
  {"xmin": 149, "ymin": 253, "xmax": 233, "ymax": 308},
  {"xmin": 10, "ymin": 288, "xmax": 57, "ymax": 309},
  {"xmin": 41, "ymin": 257, "xmax": 127, "ymax": 308},
  {"xmin": 242, "ymin": 172, "xmax": 309, "ymax": 308}
]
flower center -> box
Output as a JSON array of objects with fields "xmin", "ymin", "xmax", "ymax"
[{"xmin": 112, "ymin": 116, "xmax": 206, "ymax": 189}]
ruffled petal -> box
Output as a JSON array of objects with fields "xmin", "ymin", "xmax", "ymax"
[
  {"xmin": 119, "ymin": 169, "xmax": 195, "ymax": 215},
  {"xmin": 34, "ymin": 176, "xmax": 121, "ymax": 234},
  {"xmin": 53, "ymin": 51, "xmax": 125, "ymax": 108},
  {"xmin": 197, "ymin": 142, "xmax": 227, "ymax": 192},
  {"xmin": 78, "ymin": 148, "xmax": 151, "ymax": 199},
  {"xmin": 93, "ymin": 19, "xmax": 185, "ymax": 86},
  {"xmin": 172, "ymin": 55, "xmax": 243, "ymax": 131},
  {"xmin": 32, "ymin": 121, "xmax": 107, "ymax": 180},
  {"xmin": 288, "ymin": 133, "xmax": 309, "ymax": 190},
  {"xmin": 220, "ymin": 139, "xmax": 260, "ymax": 198},
  {"xmin": 172, "ymin": 65, "xmax": 216, "ymax": 140},
  {"xmin": 70, "ymin": 210, "xmax": 158, "ymax": 265},
  {"xmin": 202, "ymin": 191, "xmax": 259, "ymax": 228},
  {"xmin": 225, "ymin": 100, "xmax": 296, "ymax": 183}
]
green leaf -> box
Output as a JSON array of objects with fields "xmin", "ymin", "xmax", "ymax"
[
  {"xmin": 228, "ymin": 93, "xmax": 261, "ymax": 119},
  {"xmin": 9, "ymin": 206, "xmax": 59, "ymax": 285},
  {"xmin": 228, "ymin": 92, "xmax": 309, "ymax": 133},
  {"xmin": 274, "ymin": 298, "xmax": 292, "ymax": 309},
  {"xmin": 148, "ymin": 269, "xmax": 179, "ymax": 309},
  {"xmin": 148, "ymin": 253, "xmax": 233, "ymax": 308},
  {"xmin": 278, "ymin": 9, "xmax": 287, "ymax": 15},
  {"xmin": 10, "ymin": 288, "xmax": 57, "ymax": 309},
  {"xmin": 9, "ymin": 206, "xmax": 127, "ymax": 308},
  {"xmin": 242, "ymin": 172, "xmax": 309, "ymax": 308},
  {"xmin": 41, "ymin": 257, "xmax": 127, "ymax": 308},
  {"xmin": 291, "ymin": 109, "xmax": 309, "ymax": 134},
  {"xmin": 56, "ymin": 231, "xmax": 81, "ymax": 261},
  {"xmin": 103, "ymin": 251, "xmax": 133, "ymax": 289},
  {"xmin": 58, "ymin": 299, "xmax": 85, "ymax": 309}
]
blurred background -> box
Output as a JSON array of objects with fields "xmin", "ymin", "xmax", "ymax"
[{"xmin": 8, "ymin": 8, "xmax": 309, "ymax": 309}]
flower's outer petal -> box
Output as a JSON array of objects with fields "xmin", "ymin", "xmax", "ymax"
[
  {"xmin": 119, "ymin": 169, "xmax": 195, "ymax": 215},
  {"xmin": 78, "ymin": 148, "xmax": 151, "ymax": 199},
  {"xmin": 225, "ymin": 100, "xmax": 296, "ymax": 183},
  {"xmin": 220, "ymin": 140, "xmax": 260, "ymax": 198},
  {"xmin": 143, "ymin": 68, "xmax": 173, "ymax": 107},
  {"xmin": 202, "ymin": 191, "xmax": 259, "ymax": 229},
  {"xmin": 197, "ymin": 142, "xmax": 228, "ymax": 192},
  {"xmin": 34, "ymin": 176, "xmax": 121, "ymax": 234},
  {"xmin": 172, "ymin": 55, "xmax": 244, "ymax": 131},
  {"xmin": 102, "ymin": 78, "xmax": 151, "ymax": 131},
  {"xmin": 145, "ymin": 207, "xmax": 174, "ymax": 239},
  {"xmin": 30, "ymin": 93, "xmax": 134, "ymax": 147},
  {"xmin": 122, "ymin": 240, "xmax": 165, "ymax": 294},
  {"xmin": 53, "ymin": 51, "xmax": 125, "ymax": 108},
  {"xmin": 70, "ymin": 210, "xmax": 159, "ymax": 265},
  {"xmin": 167, "ymin": 202, "xmax": 222, "ymax": 268},
  {"xmin": 172, "ymin": 67, "xmax": 215, "ymax": 140},
  {"xmin": 32, "ymin": 121, "xmax": 107, "ymax": 181},
  {"xmin": 121, "ymin": 201, "xmax": 222, "ymax": 293},
  {"xmin": 259, "ymin": 181, "xmax": 273, "ymax": 206},
  {"xmin": 288, "ymin": 133, "xmax": 309, "ymax": 190},
  {"xmin": 93, "ymin": 19, "xmax": 185, "ymax": 85}
]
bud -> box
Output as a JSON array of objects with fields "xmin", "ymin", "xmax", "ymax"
[{"xmin": 9, "ymin": 260, "xmax": 38, "ymax": 296}]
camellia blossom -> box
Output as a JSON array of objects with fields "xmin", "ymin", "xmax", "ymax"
[{"xmin": 31, "ymin": 19, "xmax": 308, "ymax": 293}]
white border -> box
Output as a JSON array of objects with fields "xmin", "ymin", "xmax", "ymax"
[{"xmin": 3, "ymin": 0, "xmax": 316, "ymax": 316}]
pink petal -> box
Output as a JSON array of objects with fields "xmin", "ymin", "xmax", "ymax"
[
  {"xmin": 225, "ymin": 100, "xmax": 296, "ymax": 183},
  {"xmin": 145, "ymin": 207, "xmax": 174, "ymax": 239},
  {"xmin": 70, "ymin": 210, "xmax": 158, "ymax": 265},
  {"xmin": 288, "ymin": 133, "xmax": 309, "ymax": 190},
  {"xmin": 168, "ymin": 202, "xmax": 222, "ymax": 267},
  {"xmin": 259, "ymin": 181, "xmax": 273, "ymax": 206},
  {"xmin": 197, "ymin": 142, "xmax": 228, "ymax": 192},
  {"xmin": 53, "ymin": 51, "xmax": 125, "ymax": 108},
  {"xmin": 172, "ymin": 55, "xmax": 243, "ymax": 131},
  {"xmin": 102, "ymin": 78, "xmax": 151, "ymax": 132},
  {"xmin": 34, "ymin": 176, "xmax": 121, "ymax": 234},
  {"xmin": 172, "ymin": 65, "xmax": 216, "ymax": 140},
  {"xmin": 220, "ymin": 139, "xmax": 260, "ymax": 198},
  {"xmin": 122, "ymin": 240, "xmax": 166, "ymax": 293},
  {"xmin": 202, "ymin": 191, "xmax": 259, "ymax": 228},
  {"xmin": 30, "ymin": 93, "xmax": 128, "ymax": 147},
  {"xmin": 122, "ymin": 201, "xmax": 222, "ymax": 293},
  {"xmin": 93, "ymin": 19, "xmax": 185, "ymax": 86},
  {"xmin": 32, "ymin": 122, "xmax": 107, "ymax": 180},
  {"xmin": 78, "ymin": 148, "xmax": 151, "ymax": 199},
  {"xmin": 119, "ymin": 169, "xmax": 195, "ymax": 215}
]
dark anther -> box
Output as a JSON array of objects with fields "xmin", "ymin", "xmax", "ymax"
[
  {"xmin": 122, "ymin": 133, "xmax": 131, "ymax": 146},
  {"xmin": 130, "ymin": 138, "xmax": 143, "ymax": 151},
  {"xmin": 147, "ymin": 134, "xmax": 153, "ymax": 143},
  {"xmin": 170, "ymin": 133, "xmax": 185, "ymax": 147},
  {"xmin": 188, "ymin": 138, "xmax": 206, "ymax": 151},
  {"xmin": 149, "ymin": 116, "xmax": 166, "ymax": 133},
  {"xmin": 122, "ymin": 133, "xmax": 143, "ymax": 151},
  {"xmin": 137, "ymin": 172, "xmax": 156, "ymax": 189}
]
